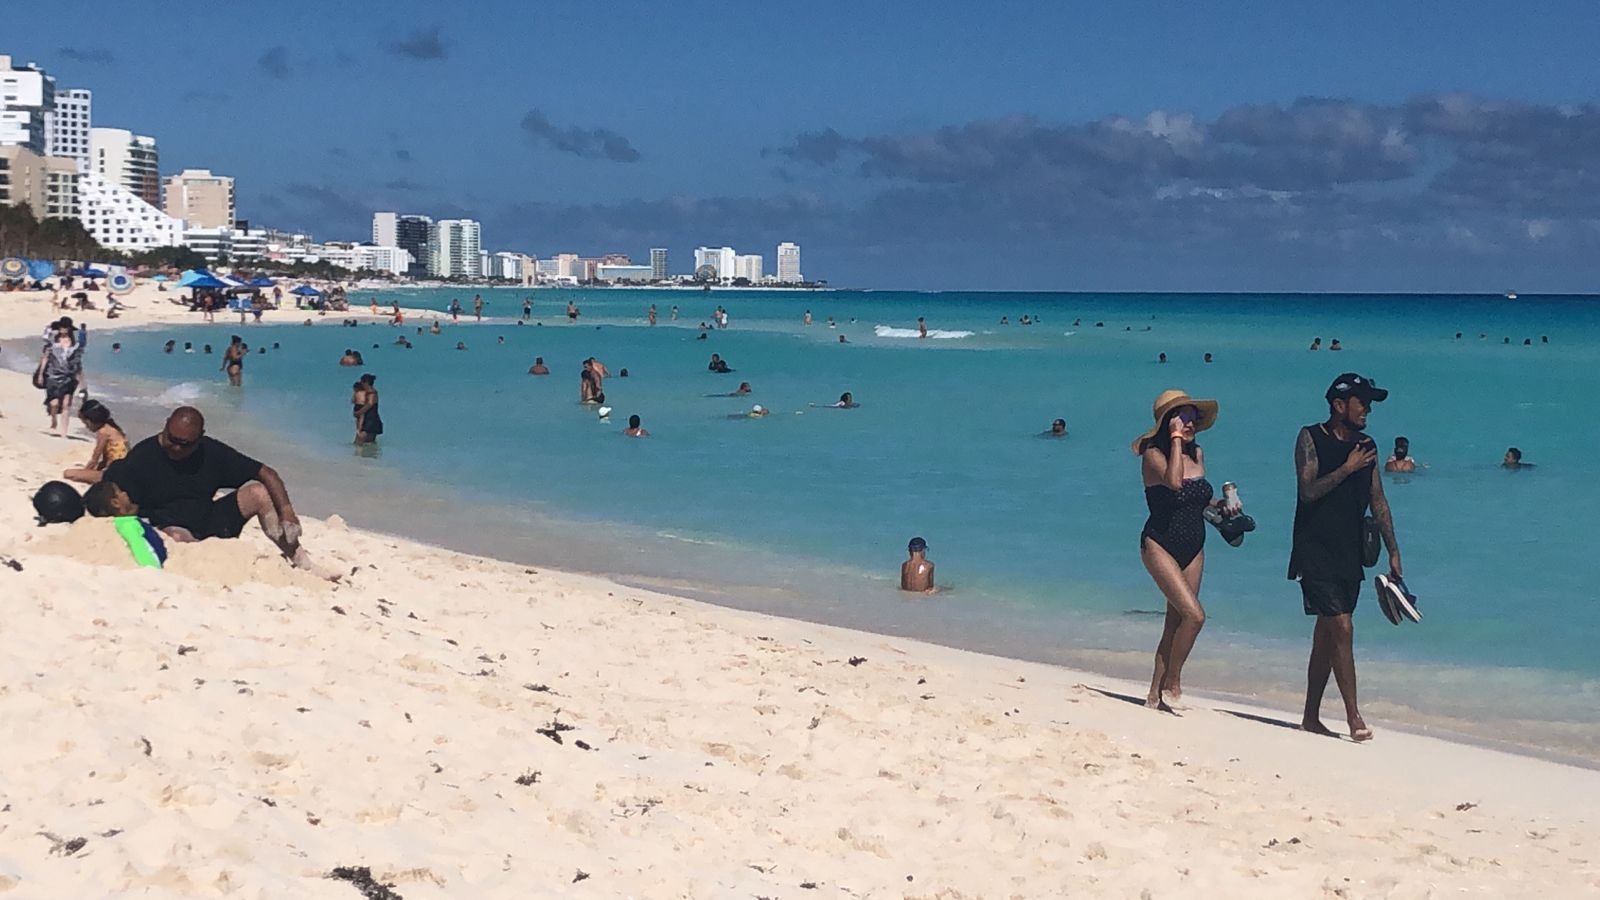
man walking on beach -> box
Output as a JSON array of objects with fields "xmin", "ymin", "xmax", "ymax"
[{"xmin": 1290, "ymin": 373, "xmax": 1402, "ymax": 742}]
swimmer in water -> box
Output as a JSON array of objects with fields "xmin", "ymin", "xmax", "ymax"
[
  {"xmin": 838, "ymin": 334, "xmax": 849, "ymax": 344},
  {"xmin": 1502, "ymin": 447, "xmax": 1535, "ymax": 470},
  {"xmin": 1329, "ymin": 338, "xmax": 1343, "ymax": 351},
  {"xmin": 623, "ymin": 414, "xmax": 649, "ymax": 437},
  {"xmin": 430, "ymin": 321, "xmax": 442, "ymax": 335},
  {"xmin": 734, "ymin": 382, "xmax": 751, "ymax": 395},
  {"xmin": 708, "ymin": 353, "xmax": 732, "ymax": 374},
  {"xmin": 1309, "ymin": 337, "xmax": 1322, "ymax": 351},
  {"xmin": 529, "ymin": 357, "xmax": 549, "ymax": 375},
  {"xmin": 1203, "ymin": 352, "xmax": 1214, "ymax": 364},
  {"xmin": 339, "ymin": 348, "xmax": 360, "ymax": 366},
  {"xmin": 900, "ymin": 537, "xmax": 936, "ymax": 593},
  {"xmin": 1158, "ymin": 352, "xmax": 1168, "ymax": 364},
  {"xmin": 1044, "ymin": 418, "xmax": 1068, "ymax": 437},
  {"xmin": 1385, "ymin": 436, "xmax": 1417, "ymax": 473},
  {"xmin": 833, "ymin": 392, "xmax": 855, "ymax": 409}
]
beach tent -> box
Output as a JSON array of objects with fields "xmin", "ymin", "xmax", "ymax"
[
  {"xmin": 26, "ymin": 260, "xmax": 55, "ymax": 282},
  {"xmin": 177, "ymin": 269, "xmax": 207, "ymax": 287},
  {"xmin": 186, "ymin": 274, "xmax": 229, "ymax": 290},
  {"xmin": 290, "ymin": 284, "xmax": 321, "ymax": 296},
  {"xmin": 70, "ymin": 266, "xmax": 108, "ymax": 278},
  {"xmin": 248, "ymin": 276, "xmax": 276, "ymax": 287}
]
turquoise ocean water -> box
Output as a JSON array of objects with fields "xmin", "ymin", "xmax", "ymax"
[{"xmin": 48, "ymin": 288, "xmax": 1600, "ymax": 757}]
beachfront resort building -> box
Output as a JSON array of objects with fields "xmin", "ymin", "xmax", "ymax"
[
  {"xmin": 76, "ymin": 166, "xmax": 182, "ymax": 252},
  {"xmin": 376, "ymin": 211, "xmax": 442, "ymax": 277},
  {"xmin": 44, "ymin": 88, "xmax": 92, "ymax": 163},
  {"xmin": 397, "ymin": 216, "xmax": 432, "ymax": 276},
  {"xmin": 694, "ymin": 246, "xmax": 737, "ymax": 280},
  {"xmin": 89, "ymin": 127, "xmax": 159, "ymax": 206},
  {"xmin": 487, "ymin": 251, "xmax": 532, "ymax": 281},
  {"xmin": 305, "ymin": 242, "xmax": 413, "ymax": 276},
  {"xmin": 372, "ymin": 211, "xmax": 397, "ymax": 246},
  {"xmin": 428, "ymin": 218, "xmax": 482, "ymax": 278},
  {"xmin": 596, "ymin": 263, "xmax": 654, "ymax": 282},
  {"xmin": 0, "ymin": 55, "xmax": 54, "ymax": 153},
  {"xmin": 777, "ymin": 241, "xmax": 802, "ymax": 282},
  {"xmin": 650, "ymin": 247, "xmax": 668, "ymax": 280},
  {"xmin": 0, "ymin": 144, "xmax": 79, "ymax": 218},
  {"xmin": 733, "ymin": 253, "xmax": 764, "ymax": 282},
  {"xmin": 182, "ymin": 227, "xmax": 268, "ymax": 261},
  {"xmin": 163, "ymin": 168, "xmax": 234, "ymax": 229}
]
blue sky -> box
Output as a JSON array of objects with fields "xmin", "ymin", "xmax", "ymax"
[{"xmin": 14, "ymin": 0, "xmax": 1600, "ymax": 290}]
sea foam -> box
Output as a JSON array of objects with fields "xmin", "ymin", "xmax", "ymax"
[{"xmin": 873, "ymin": 324, "xmax": 975, "ymax": 340}]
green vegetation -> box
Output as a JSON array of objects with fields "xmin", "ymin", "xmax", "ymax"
[{"xmin": 0, "ymin": 204, "xmax": 103, "ymax": 260}]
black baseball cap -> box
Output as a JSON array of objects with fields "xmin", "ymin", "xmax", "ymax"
[
  {"xmin": 1326, "ymin": 372, "xmax": 1388, "ymax": 403},
  {"xmin": 908, "ymin": 536, "xmax": 928, "ymax": 551}
]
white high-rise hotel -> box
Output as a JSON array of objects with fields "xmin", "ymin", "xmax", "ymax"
[
  {"xmin": 0, "ymin": 55, "xmax": 55, "ymax": 152},
  {"xmin": 429, "ymin": 219, "xmax": 482, "ymax": 278},
  {"xmin": 777, "ymin": 242, "xmax": 802, "ymax": 282},
  {"xmin": 46, "ymin": 88, "xmax": 92, "ymax": 162}
]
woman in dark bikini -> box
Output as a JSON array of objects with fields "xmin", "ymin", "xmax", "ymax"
[
  {"xmin": 352, "ymin": 374, "xmax": 383, "ymax": 445},
  {"xmin": 1133, "ymin": 389, "xmax": 1226, "ymax": 711}
]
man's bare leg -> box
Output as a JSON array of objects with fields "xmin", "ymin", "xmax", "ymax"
[
  {"xmin": 1326, "ymin": 613, "xmax": 1371, "ymax": 740},
  {"xmin": 1302, "ymin": 617, "xmax": 1337, "ymax": 735},
  {"xmin": 233, "ymin": 482, "xmax": 339, "ymax": 580}
]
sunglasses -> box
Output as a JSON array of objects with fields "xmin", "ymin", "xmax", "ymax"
[
  {"xmin": 1175, "ymin": 408, "xmax": 1198, "ymax": 424},
  {"xmin": 162, "ymin": 430, "xmax": 200, "ymax": 449}
]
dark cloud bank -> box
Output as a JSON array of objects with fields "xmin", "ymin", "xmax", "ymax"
[
  {"xmin": 267, "ymin": 94, "xmax": 1600, "ymax": 290},
  {"xmin": 519, "ymin": 110, "xmax": 641, "ymax": 163}
]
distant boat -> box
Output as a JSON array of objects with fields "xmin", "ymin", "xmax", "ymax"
[{"xmin": 1504, "ymin": 291, "xmax": 1518, "ymax": 299}]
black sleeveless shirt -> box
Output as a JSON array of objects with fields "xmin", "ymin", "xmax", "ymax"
[{"xmin": 1289, "ymin": 423, "xmax": 1374, "ymax": 584}]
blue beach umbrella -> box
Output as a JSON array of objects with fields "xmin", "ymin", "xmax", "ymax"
[
  {"xmin": 108, "ymin": 272, "xmax": 135, "ymax": 294},
  {"xmin": 248, "ymin": 276, "xmax": 276, "ymax": 287},
  {"xmin": 290, "ymin": 284, "xmax": 321, "ymax": 296},
  {"xmin": 186, "ymin": 274, "xmax": 229, "ymax": 289},
  {"xmin": 0, "ymin": 258, "xmax": 26, "ymax": 280}
]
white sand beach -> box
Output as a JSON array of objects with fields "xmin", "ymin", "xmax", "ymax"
[{"xmin": 0, "ymin": 283, "xmax": 1597, "ymax": 897}]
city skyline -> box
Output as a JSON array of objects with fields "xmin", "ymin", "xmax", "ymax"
[{"xmin": 6, "ymin": 2, "xmax": 1600, "ymax": 290}]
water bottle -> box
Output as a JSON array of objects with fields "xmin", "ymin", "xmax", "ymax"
[{"xmin": 1222, "ymin": 482, "xmax": 1241, "ymax": 516}]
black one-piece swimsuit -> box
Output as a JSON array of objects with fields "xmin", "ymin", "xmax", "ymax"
[{"xmin": 1141, "ymin": 476, "xmax": 1214, "ymax": 568}]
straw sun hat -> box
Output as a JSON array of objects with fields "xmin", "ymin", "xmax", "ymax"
[{"xmin": 1130, "ymin": 389, "xmax": 1219, "ymax": 454}]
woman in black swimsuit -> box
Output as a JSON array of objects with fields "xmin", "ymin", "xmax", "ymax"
[
  {"xmin": 1133, "ymin": 389, "xmax": 1222, "ymax": 711},
  {"xmin": 353, "ymin": 374, "xmax": 383, "ymax": 445}
]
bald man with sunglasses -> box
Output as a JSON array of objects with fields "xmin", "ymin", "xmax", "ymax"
[{"xmin": 102, "ymin": 406, "xmax": 330, "ymax": 576}]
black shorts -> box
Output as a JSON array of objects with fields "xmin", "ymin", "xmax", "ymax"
[
  {"xmin": 1301, "ymin": 578, "xmax": 1360, "ymax": 617},
  {"xmin": 193, "ymin": 492, "xmax": 249, "ymax": 540}
]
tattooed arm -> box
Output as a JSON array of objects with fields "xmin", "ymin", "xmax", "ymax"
[{"xmin": 1369, "ymin": 463, "xmax": 1403, "ymax": 577}]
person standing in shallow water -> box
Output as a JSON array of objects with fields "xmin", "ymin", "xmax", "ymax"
[
  {"xmin": 901, "ymin": 537, "xmax": 935, "ymax": 593},
  {"xmin": 352, "ymin": 374, "xmax": 383, "ymax": 446},
  {"xmin": 1291, "ymin": 373, "xmax": 1401, "ymax": 743},
  {"xmin": 1133, "ymin": 389, "xmax": 1227, "ymax": 711},
  {"xmin": 222, "ymin": 336, "xmax": 246, "ymax": 387}
]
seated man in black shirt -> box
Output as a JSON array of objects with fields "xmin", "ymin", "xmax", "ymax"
[{"xmin": 101, "ymin": 406, "xmax": 332, "ymax": 577}]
